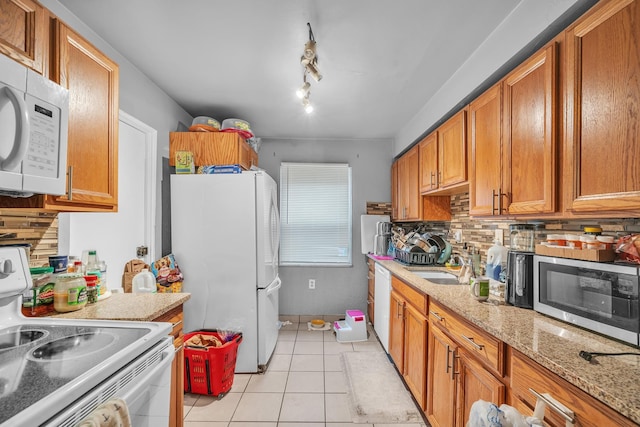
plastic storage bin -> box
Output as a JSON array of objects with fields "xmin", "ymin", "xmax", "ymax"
[{"xmin": 184, "ymin": 330, "xmax": 243, "ymax": 396}]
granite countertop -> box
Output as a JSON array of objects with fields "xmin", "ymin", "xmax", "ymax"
[
  {"xmin": 373, "ymin": 257, "xmax": 640, "ymax": 424},
  {"xmin": 50, "ymin": 292, "xmax": 191, "ymax": 321}
]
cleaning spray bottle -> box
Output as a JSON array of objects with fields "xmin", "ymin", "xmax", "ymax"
[{"xmin": 485, "ymin": 239, "xmax": 508, "ymax": 281}]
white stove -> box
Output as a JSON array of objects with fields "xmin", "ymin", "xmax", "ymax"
[{"xmin": 0, "ymin": 246, "xmax": 174, "ymax": 426}]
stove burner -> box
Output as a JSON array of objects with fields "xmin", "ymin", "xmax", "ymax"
[
  {"xmin": 30, "ymin": 332, "xmax": 117, "ymax": 361},
  {"xmin": 0, "ymin": 329, "xmax": 47, "ymax": 351}
]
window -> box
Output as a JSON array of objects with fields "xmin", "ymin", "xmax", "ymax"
[{"xmin": 279, "ymin": 162, "xmax": 352, "ymax": 266}]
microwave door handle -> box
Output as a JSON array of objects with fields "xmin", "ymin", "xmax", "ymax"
[
  {"xmin": 0, "ymin": 86, "xmax": 30, "ymax": 171},
  {"xmin": 516, "ymin": 256, "xmax": 525, "ymax": 296}
]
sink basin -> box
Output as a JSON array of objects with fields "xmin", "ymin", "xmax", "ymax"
[{"xmin": 411, "ymin": 271, "xmax": 460, "ymax": 285}]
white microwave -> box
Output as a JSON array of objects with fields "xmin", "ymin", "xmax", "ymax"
[{"xmin": 0, "ymin": 54, "xmax": 69, "ymax": 197}]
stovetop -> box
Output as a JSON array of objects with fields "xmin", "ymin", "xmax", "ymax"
[{"xmin": 0, "ymin": 323, "xmax": 151, "ymax": 425}]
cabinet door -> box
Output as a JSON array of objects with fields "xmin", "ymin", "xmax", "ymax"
[
  {"xmin": 469, "ymin": 84, "xmax": 502, "ymax": 216},
  {"xmin": 419, "ymin": 132, "xmax": 438, "ymax": 193},
  {"xmin": 504, "ymin": 43, "xmax": 557, "ymax": 215},
  {"xmin": 391, "ymin": 161, "xmax": 399, "ymax": 220},
  {"xmin": 388, "ymin": 290, "xmax": 405, "ymax": 372},
  {"xmin": 0, "ymin": 0, "xmax": 47, "ymax": 74},
  {"xmin": 367, "ymin": 259, "xmax": 375, "ymax": 325},
  {"xmin": 565, "ymin": 0, "xmax": 640, "ymax": 213},
  {"xmin": 46, "ymin": 21, "xmax": 119, "ymax": 211},
  {"xmin": 403, "ymin": 302, "xmax": 428, "ymax": 410},
  {"xmin": 398, "ymin": 145, "xmax": 421, "ymax": 221},
  {"xmin": 456, "ymin": 349, "xmax": 505, "ymax": 427},
  {"xmin": 438, "ymin": 110, "xmax": 467, "ymax": 189},
  {"xmin": 427, "ymin": 325, "xmax": 456, "ymax": 427}
]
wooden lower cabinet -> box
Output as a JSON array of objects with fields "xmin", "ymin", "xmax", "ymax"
[
  {"xmin": 153, "ymin": 305, "xmax": 184, "ymax": 427},
  {"xmin": 388, "ymin": 289, "xmax": 405, "ymax": 373},
  {"xmin": 457, "ymin": 349, "xmax": 505, "ymax": 427},
  {"xmin": 510, "ymin": 348, "xmax": 635, "ymax": 427},
  {"xmin": 367, "ymin": 258, "xmax": 375, "ymax": 325},
  {"xmin": 427, "ymin": 325, "xmax": 457, "ymax": 427}
]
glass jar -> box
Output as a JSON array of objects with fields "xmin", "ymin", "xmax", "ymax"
[
  {"xmin": 53, "ymin": 273, "xmax": 87, "ymax": 312},
  {"xmin": 509, "ymin": 224, "xmax": 535, "ymax": 252},
  {"xmin": 584, "ymin": 226, "xmax": 602, "ymax": 236},
  {"xmin": 84, "ymin": 275, "xmax": 99, "ymax": 304}
]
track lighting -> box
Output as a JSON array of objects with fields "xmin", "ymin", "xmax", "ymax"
[
  {"xmin": 296, "ymin": 81, "xmax": 310, "ymax": 99},
  {"xmin": 295, "ymin": 22, "xmax": 322, "ymax": 113}
]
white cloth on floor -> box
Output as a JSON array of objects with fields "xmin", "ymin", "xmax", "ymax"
[{"xmin": 467, "ymin": 400, "xmax": 543, "ymax": 427}]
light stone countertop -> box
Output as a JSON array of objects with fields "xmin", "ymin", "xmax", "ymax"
[
  {"xmin": 374, "ymin": 257, "xmax": 640, "ymax": 424},
  {"xmin": 50, "ymin": 292, "xmax": 191, "ymax": 321}
]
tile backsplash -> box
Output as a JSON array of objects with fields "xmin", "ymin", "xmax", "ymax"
[
  {"xmin": 0, "ymin": 210, "xmax": 58, "ymax": 267},
  {"xmin": 396, "ymin": 193, "xmax": 640, "ymax": 264}
]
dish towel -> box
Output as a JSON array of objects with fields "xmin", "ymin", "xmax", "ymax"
[
  {"xmin": 467, "ymin": 400, "xmax": 543, "ymax": 427},
  {"xmin": 78, "ymin": 398, "xmax": 131, "ymax": 427}
]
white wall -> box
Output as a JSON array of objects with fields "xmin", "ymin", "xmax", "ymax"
[
  {"xmin": 258, "ymin": 138, "xmax": 393, "ymax": 315},
  {"xmin": 40, "ymin": 0, "xmax": 193, "ymax": 259},
  {"xmin": 394, "ymin": 0, "xmax": 596, "ymax": 155}
]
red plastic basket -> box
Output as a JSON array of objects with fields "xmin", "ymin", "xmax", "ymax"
[{"xmin": 183, "ymin": 330, "xmax": 243, "ymax": 396}]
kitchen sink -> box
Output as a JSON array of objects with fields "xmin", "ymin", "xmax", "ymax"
[{"xmin": 411, "ymin": 271, "xmax": 460, "ymax": 285}]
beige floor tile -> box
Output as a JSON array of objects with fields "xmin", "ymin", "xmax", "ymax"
[
  {"xmin": 184, "ymin": 422, "xmax": 229, "ymax": 427},
  {"xmin": 245, "ymin": 371, "xmax": 289, "ymax": 393},
  {"xmin": 229, "ymin": 423, "xmax": 277, "ymax": 427},
  {"xmin": 279, "ymin": 393, "xmax": 326, "ymax": 422},
  {"xmin": 324, "ymin": 393, "xmax": 352, "ymax": 423},
  {"xmin": 373, "ymin": 424, "xmax": 427, "ymax": 427},
  {"xmin": 232, "ymin": 392, "xmax": 284, "ymax": 422},
  {"xmin": 278, "ymin": 423, "xmax": 325, "ymax": 427},
  {"xmin": 275, "ymin": 340, "xmax": 295, "ymax": 355},
  {"xmin": 323, "ymin": 341, "xmax": 353, "ymax": 355},
  {"xmin": 280, "ymin": 322, "xmax": 300, "ymax": 331},
  {"xmin": 267, "ymin": 354, "xmax": 292, "ymax": 372},
  {"xmin": 323, "ymin": 331, "xmax": 336, "ymax": 342},
  {"xmin": 229, "ymin": 374, "xmax": 251, "ymax": 393},
  {"xmin": 280, "ymin": 315, "xmax": 299, "ymax": 323},
  {"xmin": 286, "ymin": 371, "xmax": 324, "ymax": 393},
  {"xmin": 323, "ymin": 355, "xmax": 343, "ymax": 372},
  {"xmin": 296, "ymin": 330, "xmax": 325, "ymax": 342},
  {"xmin": 299, "ymin": 315, "xmax": 322, "ymax": 323},
  {"xmin": 290, "ymin": 354, "xmax": 324, "ymax": 372},
  {"xmin": 324, "ymin": 371, "xmax": 347, "ymax": 393},
  {"xmin": 184, "ymin": 393, "xmax": 242, "ymax": 422},
  {"xmin": 323, "ymin": 314, "xmax": 342, "ymax": 322},
  {"xmin": 294, "ymin": 341, "xmax": 323, "ymax": 355},
  {"xmin": 327, "ymin": 424, "xmax": 371, "ymax": 427},
  {"xmin": 279, "ymin": 330, "xmax": 298, "ymax": 341}
]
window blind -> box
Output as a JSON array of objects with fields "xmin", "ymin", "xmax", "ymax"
[{"xmin": 279, "ymin": 162, "xmax": 352, "ymax": 266}]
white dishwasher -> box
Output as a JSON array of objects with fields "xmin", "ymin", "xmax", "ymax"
[{"xmin": 374, "ymin": 263, "xmax": 391, "ymax": 353}]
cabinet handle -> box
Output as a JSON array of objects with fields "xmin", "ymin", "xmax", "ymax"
[
  {"xmin": 460, "ymin": 334, "xmax": 484, "ymax": 351},
  {"xmin": 528, "ymin": 388, "xmax": 575, "ymax": 424},
  {"xmin": 451, "ymin": 349, "xmax": 459, "ymax": 380},
  {"xmin": 445, "ymin": 344, "xmax": 452, "ymax": 374},
  {"xmin": 429, "ymin": 310, "xmax": 444, "ymax": 322},
  {"xmin": 396, "ymin": 301, "xmax": 403, "ymax": 318},
  {"xmin": 492, "ymin": 189, "xmax": 498, "ymax": 215},
  {"xmin": 430, "ymin": 172, "xmax": 435, "ymax": 188},
  {"xmin": 498, "ymin": 187, "xmax": 503, "ymax": 214},
  {"xmin": 67, "ymin": 166, "xmax": 73, "ymax": 201},
  {"xmin": 437, "ymin": 171, "xmax": 442, "ymax": 187}
]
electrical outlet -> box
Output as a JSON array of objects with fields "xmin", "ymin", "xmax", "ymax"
[
  {"xmin": 309, "ymin": 279, "xmax": 316, "ymax": 289},
  {"xmin": 495, "ymin": 229, "xmax": 504, "ymax": 245}
]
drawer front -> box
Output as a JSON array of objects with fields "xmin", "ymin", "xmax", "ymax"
[
  {"xmin": 510, "ymin": 349, "xmax": 635, "ymax": 427},
  {"xmin": 392, "ymin": 276, "xmax": 427, "ymax": 315},
  {"xmin": 429, "ymin": 301, "xmax": 503, "ymax": 375},
  {"xmin": 154, "ymin": 305, "xmax": 184, "ymax": 348}
]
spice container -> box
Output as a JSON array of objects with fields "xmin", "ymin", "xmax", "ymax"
[
  {"xmin": 584, "ymin": 226, "xmax": 602, "ymax": 236},
  {"xmin": 546, "ymin": 234, "xmax": 567, "ymax": 246},
  {"xmin": 596, "ymin": 235, "xmax": 615, "ymax": 250},
  {"xmin": 565, "ymin": 234, "xmax": 582, "ymax": 249},
  {"xmin": 53, "ymin": 273, "xmax": 87, "ymax": 312},
  {"xmin": 84, "ymin": 275, "xmax": 99, "ymax": 304}
]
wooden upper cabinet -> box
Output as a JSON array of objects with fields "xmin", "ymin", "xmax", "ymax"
[
  {"xmin": 44, "ymin": 21, "xmax": 119, "ymax": 211},
  {"xmin": 565, "ymin": 0, "xmax": 640, "ymax": 214},
  {"xmin": 391, "ymin": 161, "xmax": 399, "ymax": 220},
  {"xmin": 468, "ymin": 42, "xmax": 557, "ymax": 217},
  {"xmin": 394, "ymin": 145, "xmax": 421, "ymax": 221},
  {"xmin": 469, "ymin": 84, "xmax": 502, "ymax": 216},
  {"xmin": 503, "ymin": 43, "xmax": 557, "ymax": 215},
  {"xmin": 438, "ymin": 109, "xmax": 467, "ymax": 190},
  {"xmin": 0, "ymin": 0, "xmax": 47, "ymax": 75},
  {"xmin": 419, "ymin": 132, "xmax": 438, "ymax": 193}
]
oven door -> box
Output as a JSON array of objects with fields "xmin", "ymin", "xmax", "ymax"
[
  {"xmin": 42, "ymin": 337, "xmax": 174, "ymax": 427},
  {"xmin": 534, "ymin": 255, "xmax": 640, "ymax": 345}
]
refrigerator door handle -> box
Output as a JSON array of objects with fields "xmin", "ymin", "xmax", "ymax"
[
  {"xmin": 266, "ymin": 276, "xmax": 282, "ymax": 296},
  {"xmin": 270, "ymin": 190, "xmax": 281, "ymax": 265}
]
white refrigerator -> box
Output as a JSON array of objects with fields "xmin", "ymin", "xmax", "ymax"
[{"xmin": 170, "ymin": 171, "xmax": 281, "ymax": 373}]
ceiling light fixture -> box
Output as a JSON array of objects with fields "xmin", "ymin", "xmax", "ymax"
[{"xmin": 297, "ymin": 22, "xmax": 322, "ymax": 113}]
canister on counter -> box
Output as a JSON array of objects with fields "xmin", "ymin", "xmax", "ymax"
[
  {"xmin": 22, "ymin": 267, "xmax": 56, "ymax": 317},
  {"xmin": 53, "ymin": 273, "xmax": 88, "ymax": 312}
]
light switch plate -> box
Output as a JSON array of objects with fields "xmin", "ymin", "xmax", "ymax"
[{"xmin": 495, "ymin": 229, "xmax": 504, "ymax": 245}]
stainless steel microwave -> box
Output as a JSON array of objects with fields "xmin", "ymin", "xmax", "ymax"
[{"xmin": 533, "ymin": 255, "xmax": 640, "ymax": 346}]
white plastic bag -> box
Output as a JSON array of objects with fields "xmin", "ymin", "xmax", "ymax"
[{"xmin": 467, "ymin": 400, "xmax": 544, "ymax": 427}]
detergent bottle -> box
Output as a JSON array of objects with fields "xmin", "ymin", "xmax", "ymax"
[{"xmin": 485, "ymin": 240, "xmax": 508, "ymax": 281}]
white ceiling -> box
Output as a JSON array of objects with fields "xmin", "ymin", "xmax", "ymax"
[{"xmin": 57, "ymin": 0, "xmax": 524, "ymax": 141}]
